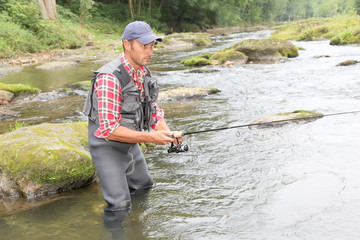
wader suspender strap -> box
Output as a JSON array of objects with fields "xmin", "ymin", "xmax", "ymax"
[{"xmin": 112, "ymin": 64, "xmax": 132, "ymax": 89}]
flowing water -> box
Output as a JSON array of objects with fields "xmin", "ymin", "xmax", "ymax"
[{"xmin": 1, "ymin": 30, "xmax": 360, "ymax": 239}]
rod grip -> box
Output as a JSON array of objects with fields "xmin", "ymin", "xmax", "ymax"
[{"xmin": 172, "ymin": 131, "xmax": 183, "ymax": 138}]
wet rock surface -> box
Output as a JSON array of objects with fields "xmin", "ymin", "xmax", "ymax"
[
  {"xmin": 0, "ymin": 90, "xmax": 14, "ymax": 105},
  {"xmin": 251, "ymin": 110, "xmax": 323, "ymax": 127},
  {"xmin": 336, "ymin": 60, "xmax": 359, "ymax": 66},
  {"xmin": 158, "ymin": 87, "xmax": 221, "ymax": 101},
  {"xmin": 0, "ymin": 122, "xmax": 95, "ymax": 200}
]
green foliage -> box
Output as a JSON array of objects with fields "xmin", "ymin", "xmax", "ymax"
[
  {"xmin": 5, "ymin": 0, "xmax": 41, "ymax": 30},
  {"xmin": 1, "ymin": 0, "xmax": 360, "ymax": 57},
  {"xmin": 330, "ymin": 25, "xmax": 360, "ymax": 45},
  {"xmin": 0, "ymin": 0, "xmax": 84, "ymax": 58},
  {"xmin": 80, "ymin": 0, "xmax": 95, "ymax": 24},
  {"xmin": 355, "ymin": 0, "xmax": 360, "ymax": 14},
  {"xmin": 0, "ymin": 13, "xmax": 42, "ymax": 58},
  {"xmin": 270, "ymin": 15, "xmax": 360, "ymax": 45},
  {"xmin": 6, "ymin": 121, "xmax": 27, "ymax": 133}
]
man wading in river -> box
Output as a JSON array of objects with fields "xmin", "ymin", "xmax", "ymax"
[{"xmin": 83, "ymin": 21, "xmax": 182, "ymax": 219}]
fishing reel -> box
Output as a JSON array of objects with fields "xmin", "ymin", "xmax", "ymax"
[{"xmin": 167, "ymin": 137, "xmax": 189, "ymax": 153}]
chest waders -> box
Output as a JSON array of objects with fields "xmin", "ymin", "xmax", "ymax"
[{"xmin": 83, "ymin": 58, "xmax": 158, "ymax": 212}]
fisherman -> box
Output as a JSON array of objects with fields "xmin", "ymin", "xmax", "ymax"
[{"xmin": 83, "ymin": 21, "xmax": 183, "ymax": 216}]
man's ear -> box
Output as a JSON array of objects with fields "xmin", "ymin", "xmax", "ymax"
[{"xmin": 123, "ymin": 40, "xmax": 130, "ymax": 51}]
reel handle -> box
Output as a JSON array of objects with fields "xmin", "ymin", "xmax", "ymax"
[{"xmin": 172, "ymin": 131, "xmax": 183, "ymax": 138}]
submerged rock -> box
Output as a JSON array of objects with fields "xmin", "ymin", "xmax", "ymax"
[
  {"xmin": 0, "ymin": 122, "xmax": 95, "ymax": 200},
  {"xmin": 35, "ymin": 61, "xmax": 78, "ymax": 70},
  {"xmin": 0, "ymin": 108, "xmax": 17, "ymax": 119},
  {"xmin": 336, "ymin": 60, "xmax": 359, "ymax": 67},
  {"xmin": 251, "ymin": 110, "xmax": 323, "ymax": 127},
  {"xmin": 158, "ymin": 87, "xmax": 221, "ymax": 101},
  {"xmin": 0, "ymin": 90, "xmax": 14, "ymax": 105}
]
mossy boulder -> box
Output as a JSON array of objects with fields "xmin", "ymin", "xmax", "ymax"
[
  {"xmin": 233, "ymin": 39, "xmax": 299, "ymax": 62},
  {"xmin": 158, "ymin": 87, "xmax": 220, "ymax": 101},
  {"xmin": 0, "ymin": 83, "xmax": 40, "ymax": 96},
  {"xmin": 210, "ymin": 49, "xmax": 248, "ymax": 64},
  {"xmin": 72, "ymin": 80, "xmax": 92, "ymax": 90},
  {"xmin": 180, "ymin": 54, "xmax": 212, "ymax": 66},
  {"xmin": 251, "ymin": 110, "xmax": 323, "ymax": 127},
  {"xmin": 181, "ymin": 39, "xmax": 298, "ymax": 66},
  {"xmin": 0, "ymin": 122, "xmax": 95, "ymax": 199}
]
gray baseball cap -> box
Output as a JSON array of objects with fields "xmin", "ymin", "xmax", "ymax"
[{"xmin": 122, "ymin": 21, "xmax": 162, "ymax": 44}]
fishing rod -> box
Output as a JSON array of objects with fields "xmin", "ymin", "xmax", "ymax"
[{"xmin": 167, "ymin": 110, "xmax": 360, "ymax": 153}]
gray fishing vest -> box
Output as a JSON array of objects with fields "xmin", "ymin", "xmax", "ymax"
[{"xmin": 82, "ymin": 57, "xmax": 159, "ymax": 132}]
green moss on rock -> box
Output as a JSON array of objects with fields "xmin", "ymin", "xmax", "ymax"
[
  {"xmin": 210, "ymin": 49, "xmax": 248, "ymax": 64},
  {"xmin": 233, "ymin": 39, "xmax": 299, "ymax": 60},
  {"xmin": 181, "ymin": 38, "xmax": 298, "ymax": 66},
  {"xmin": 0, "ymin": 83, "xmax": 40, "ymax": 95},
  {"xmin": 251, "ymin": 110, "xmax": 323, "ymax": 127},
  {"xmin": 72, "ymin": 80, "xmax": 92, "ymax": 90},
  {"xmin": 180, "ymin": 54, "xmax": 212, "ymax": 66},
  {"xmin": 276, "ymin": 110, "xmax": 323, "ymax": 119},
  {"xmin": 0, "ymin": 122, "xmax": 95, "ymax": 199}
]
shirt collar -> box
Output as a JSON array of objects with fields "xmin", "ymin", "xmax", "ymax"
[{"xmin": 119, "ymin": 52, "xmax": 148, "ymax": 81}]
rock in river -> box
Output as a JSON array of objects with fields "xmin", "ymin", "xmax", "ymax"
[
  {"xmin": 0, "ymin": 122, "xmax": 95, "ymax": 200},
  {"xmin": 251, "ymin": 110, "xmax": 323, "ymax": 127},
  {"xmin": 0, "ymin": 90, "xmax": 14, "ymax": 105},
  {"xmin": 336, "ymin": 60, "xmax": 359, "ymax": 67},
  {"xmin": 158, "ymin": 87, "xmax": 221, "ymax": 101},
  {"xmin": 233, "ymin": 39, "xmax": 299, "ymax": 63}
]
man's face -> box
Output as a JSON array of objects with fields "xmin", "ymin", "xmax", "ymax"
[{"xmin": 124, "ymin": 39, "xmax": 154, "ymax": 69}]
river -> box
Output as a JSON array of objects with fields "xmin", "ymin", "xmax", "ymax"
[{"xmin": 1, "ymin": 30, "xmax": 360, "ymax": 239}]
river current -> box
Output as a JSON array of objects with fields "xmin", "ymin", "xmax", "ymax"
[{"xmin": 1, "ymin": 30, "xmax": 360, "ymax": 239}]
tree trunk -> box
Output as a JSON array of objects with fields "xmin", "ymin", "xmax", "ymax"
[
  {"xmin": 137, "ymin": 0, "xmax": 142, "ymax": 15},
  {"xmin": 149, "ymin": 0, "xmax": 151, "ymax": 16},
  {"xmin": 129, "ymin": 0, "xmax": 135, "ymax": 20},
  {"xmin": 36, "ymin": 0, "xmax": 57, "ymax": 20}
]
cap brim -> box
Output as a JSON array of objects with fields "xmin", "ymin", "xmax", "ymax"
[{"xmin": 136, "ymin": 34, "xmax": 163, "ymax": 44}]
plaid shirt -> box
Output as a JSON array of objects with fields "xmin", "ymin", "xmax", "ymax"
[{"xmin": 94, "ymin": 53, "xmax": 164, "ymax": 139}]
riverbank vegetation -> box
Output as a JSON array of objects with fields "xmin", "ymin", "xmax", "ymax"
[
  {"xmin": 270, "ymin": 15, "xmax": 360, "ymax": 45},
  {"xmin": 0, "ymin": 0, "xmax": 360, "ymax": 58}
]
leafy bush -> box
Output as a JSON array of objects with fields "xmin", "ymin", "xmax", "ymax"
[
  {"xmin": 0, "ymin": 13, "xmax": 41, "ymax": 58},
  {"xmin": 5, "ymin": 0, "xmax": 41, "ymax": 31}
]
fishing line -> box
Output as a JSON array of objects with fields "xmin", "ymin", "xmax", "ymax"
[
  {"xmin": 181, "ymin": 110, "xmax": 360, "ymax": 136},
  {"xmin": 168, "ymin": 110, "xmax": 360, "ymax": 153}
]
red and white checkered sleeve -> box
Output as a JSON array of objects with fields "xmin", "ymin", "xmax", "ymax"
[
  {"xmin": 151, "ymin": 102, "xmax": 165, "ymax": 130},
  {"xmin": 93, "ymin": 73, "xmax": 122, "ymax": 139}
]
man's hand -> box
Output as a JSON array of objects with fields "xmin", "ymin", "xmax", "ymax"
[{"xmin": 150, "ymin": 130, "xmax": 175, "ymax": 145}]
